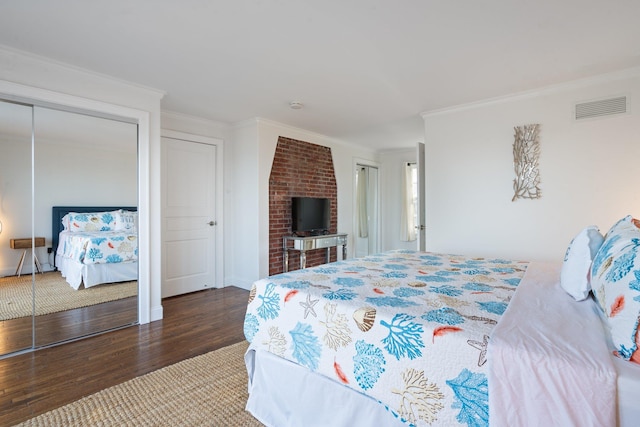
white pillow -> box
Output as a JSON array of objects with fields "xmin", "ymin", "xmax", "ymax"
[
  {"xmin": 61, "ymin": 213, "xmax": 71, "ymax": 230},
  {"xmin": 65, "ymin": 211, "xmax": 119, "ymax": 232},
  {"xmin": 115, "ymin": 209, "xmax": 138, "ymax": 232},
  {"xmin": 560, "ymin": 225, "xmax": 604, "ymax": 301}
]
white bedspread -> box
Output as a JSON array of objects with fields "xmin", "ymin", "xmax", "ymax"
[
  {"xmin": 488, "ymin": 262, "xmax": 617, "ymax": 426},
  {"xmin": 246, "ymin": 250, "xmax": 529, "ymax": 426},
  {"xmin": 57, "ymin": 230, "xmax": 138, "ymax": 265}
]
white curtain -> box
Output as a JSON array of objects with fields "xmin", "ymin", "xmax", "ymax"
[
  {"xmin": 400, "ymin": 162, "xmax": 416, "ymax": 241},
  {"xmin": 356, "ymin": 167, "xmax": 369, "ymax": 238}
]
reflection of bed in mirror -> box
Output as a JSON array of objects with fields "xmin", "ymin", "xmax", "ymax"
[{"xmin": 52, "ymin": 206, "xmax": 138, "ymax": 290}]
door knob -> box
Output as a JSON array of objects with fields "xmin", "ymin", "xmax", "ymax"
[{"xmin": 208, "ymin": 221, "xmax": 217, "ymax": 226}]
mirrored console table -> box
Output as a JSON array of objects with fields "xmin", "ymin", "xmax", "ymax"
[{"xmin": 283, "ymin": 233, "xmax": 347, "ymax": 272}]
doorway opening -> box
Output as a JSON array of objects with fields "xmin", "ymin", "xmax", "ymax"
[{"xmin": 354, "ymin": 162, "xmax": 380, "ymax": 258}]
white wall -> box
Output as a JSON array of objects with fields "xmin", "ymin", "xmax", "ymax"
[
  {"xmin": 227, "ymin": 118, "xmax": 379, "ymax": 289},
  {"xmin": 422, "ymin": 69, "xmax": 640, "ymax": 262},
  {"xmin": 0, "ymin": 46, "xmax": 164, "ymax": 323},
  {"xmin": 32, "ymin": 137, "xmax": 136, "ymax": 274},
  {"xmin": 0, "ymin": 130, "xmax": 31, "ymax": 275},
  {"xmin": 379, "ymin": 148, "xmax": 419, "ymax": 252},
  {"xmin": 222, "ymin": 120, "xmax": 260, "ymax": 290}
]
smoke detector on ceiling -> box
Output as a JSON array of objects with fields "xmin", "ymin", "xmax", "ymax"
[{"xmin": 289, "ymin": 101, "xmax": 303, "ymax": 110}]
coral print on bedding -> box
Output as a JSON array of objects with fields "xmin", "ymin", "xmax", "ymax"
[
  {"xmin": 58, "ymin": 210, "xmax": 138, "ymax": 265},
  {"xmin": 591, "ymin": 215, "xmax": 640, "ymax": 363},
  {"xmin": 57, "ymin": 231, "xmax": 138, "ymax": 265},
  {"xmin": 245, "ymin": 250, "xmax": 528, "ymax": 427},
  {"xmin": 63, "ymin": 211, "xmax": 118, "ymax": 232}
]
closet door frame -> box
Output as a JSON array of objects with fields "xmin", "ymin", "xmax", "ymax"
[
  {"xmin": 352, "ymin": 157, "xmax": 381, "ymax": 258},
  {"xmin": 0, "ymin": 80, "xmax": 152, "ymax": 332}
]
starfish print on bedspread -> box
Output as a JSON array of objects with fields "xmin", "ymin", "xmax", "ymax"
[
  {"xmin": 467, "ymin": 334, "xmax": 489, "ymax": 366},
  {"xmin": 300, "ymin": 293, "xmax": 319, "ymax": 319}
]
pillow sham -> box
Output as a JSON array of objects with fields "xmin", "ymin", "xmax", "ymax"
[
  {"xmin": 61, "ymin": 213, "xmax": 71, "ymax": 231},
  {"xmin": 65, "ymin": 211, "xmax": 118, "ymax": 232},
  {"xmin": 590, "ymin": 215, "xmax": 640, "ymax": 362},
  {"xmin": 560, "ymin": 225, "xmax": 604, "ymax": 301},
  {"xmin": 115, "ymin": 209, "xmax": 138, "ymax": 232}
]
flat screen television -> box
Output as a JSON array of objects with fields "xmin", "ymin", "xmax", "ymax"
[{"xmin": 291, "ymin": 197, "xmax": 330, "ymax": 235}]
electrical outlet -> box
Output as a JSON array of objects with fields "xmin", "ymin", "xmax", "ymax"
[{"xmin": 47, "ymin": 247, "xmax": 53, "ymax": 253}]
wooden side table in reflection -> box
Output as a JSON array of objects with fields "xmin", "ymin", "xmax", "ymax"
[{"xmin": 10, "ymin": 237, "xmax": 45, "ymax": 277}]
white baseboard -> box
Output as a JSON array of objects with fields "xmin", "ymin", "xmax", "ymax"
[
  {"xmin": 224, "ymin": 277, "xmax": 253, "ymax": 291},
  {"xmin": 149, "ymin": 305, "xmax": 163, "ymax": 323}
]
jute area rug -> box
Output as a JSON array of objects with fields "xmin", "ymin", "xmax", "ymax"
[
  {"xmin": 17, "ymin": 341, "xmax": 264, "ymax": 427},
  {"xmin": 0, "ymin": 272, "xmax": 136, "ymax": 320}
]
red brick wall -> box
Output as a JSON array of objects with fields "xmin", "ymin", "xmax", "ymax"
[{"xmin": 269, "ymin": 137, "xmax": 337, "ymax": 275}]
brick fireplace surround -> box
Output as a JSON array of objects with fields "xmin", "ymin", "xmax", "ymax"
[{"xmin": 269, "ymin": 136, "xmax": 338, "ymax": 275}]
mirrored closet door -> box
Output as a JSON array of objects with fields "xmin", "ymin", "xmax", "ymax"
[{"xmin": 0, "ymin": 99, "xmax": 139, "ymax": 356}]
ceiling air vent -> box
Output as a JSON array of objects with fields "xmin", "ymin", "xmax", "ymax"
[{"xmin": 575, "ymin": 96, "xmax": 627, "ymax": 120}]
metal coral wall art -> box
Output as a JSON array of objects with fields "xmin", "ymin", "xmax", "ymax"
[{"xmin": 511, "ymin": 124, "xmax": 541, "ymax": 201}]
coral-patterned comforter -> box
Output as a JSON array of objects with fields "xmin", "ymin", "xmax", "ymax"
[
  {"xmin": 244, "ymin": 250, "xmax": 527, "ymax": 426},
  {"xmin": 57, "ymin": 230, "xmax": 138, "ymax": 265}
]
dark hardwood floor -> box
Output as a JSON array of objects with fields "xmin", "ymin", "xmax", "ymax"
[
  {"xmin": 0, "ymin": 297, "xmax": 137, "ymax": 356},
  {"xmin": 0, "ymin": 286, "xmax": 250, "ymax": 426},
  {"xmin": 35, "ymin": 296, "xmax": 138, "ymax": 347}
]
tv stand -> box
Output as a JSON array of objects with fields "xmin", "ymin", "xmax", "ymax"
[{"xmin": 283, "ymin": 233, "xmax": 347, "ymax": 272}]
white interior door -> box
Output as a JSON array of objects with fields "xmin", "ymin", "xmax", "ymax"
[
  {"xmin": 416, "ymin": 142, "xmax": 426, "ymax": 251},
  {"xmin": 162, "ymin": 136, "xmax": 217, "ymax": 298}
]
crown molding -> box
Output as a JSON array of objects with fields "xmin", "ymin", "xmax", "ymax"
[
  {"xmin": 0, "ymin": 44, "xmax": 166, "ymax": 100},
  {"xmin": 162, "ymin": 109, "xmax": 231, "ymax": 129},
  {"xmin": 421, "ymin": 66, "xmax": 640, "ymax": 118}
]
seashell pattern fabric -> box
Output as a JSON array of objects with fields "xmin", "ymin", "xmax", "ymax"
[
  {"xmin": 244, "ymin": 250, "xmax": 528, "ymax": 426},
  {"xmin": 57, "ymin": 230, "xmax": 138, "ymax": 265}
]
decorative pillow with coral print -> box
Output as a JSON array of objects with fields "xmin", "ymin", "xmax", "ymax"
[
  {"xmin": 64, "ymin": 211, "xmax": 119, "ymax": 232},
  {"xmin": 590, "ymin": 215, "xmax": 640, "ymax": 363}
]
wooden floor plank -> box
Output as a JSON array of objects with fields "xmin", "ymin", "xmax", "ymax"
[{"xmin": 0, "ymin": 286, "xmax": 249, "ymax": 426}]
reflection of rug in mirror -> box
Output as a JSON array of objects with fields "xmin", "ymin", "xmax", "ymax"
[{"xmin": 0, "ymin": 272, "xmax": 137, "ymax": 320}]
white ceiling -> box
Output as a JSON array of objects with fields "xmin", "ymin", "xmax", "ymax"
[{"xmin": 0, "ymin": 0, "xmax": 639, "ymax": 150}]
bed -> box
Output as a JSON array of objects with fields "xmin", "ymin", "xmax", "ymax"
[
  {"xmin": 52, "ymin": 206, "xmax": 138, "ymax": 290},
  {"xmin": 244, "ymin": 216, "xmax": 640, "ymax": 427}
]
